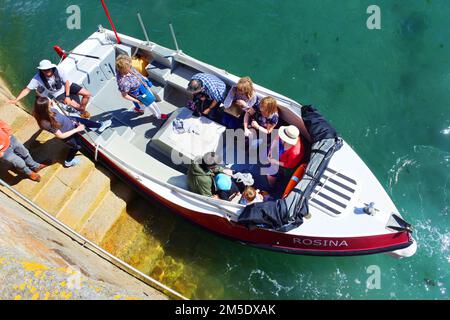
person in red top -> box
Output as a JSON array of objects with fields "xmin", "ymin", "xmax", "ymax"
[
  {"xmin": 0, "ymin": 119, "xmax": 47, "ymax": 182},
  {"xmin": 267, "ymin": 125, "xmax": 305, "ymax": 187}
]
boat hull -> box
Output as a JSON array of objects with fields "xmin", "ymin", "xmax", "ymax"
[{"xmin": 80, "ymin": 135, "xmax": 414, "ymax": 257}]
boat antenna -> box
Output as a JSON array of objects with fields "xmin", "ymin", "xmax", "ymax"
[
  {"xmin": 100, "ymin": 0, "xmax": 122, "ymax": 44},
  {"xmin": 169, "ymin": 23, "xmax": 180, "ymax": 52},
  {"xmin": 137, "ymin": 12, "xmax": 151, "ymax": 46}
]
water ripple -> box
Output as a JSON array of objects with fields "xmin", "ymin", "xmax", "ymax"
[
  {"xmin": 248, "ymin": 269, "xmax": 295, "ymax": 298},
  {"xmin": 388, "ymin": 155, "xmax": 417, "ymax": 192}
]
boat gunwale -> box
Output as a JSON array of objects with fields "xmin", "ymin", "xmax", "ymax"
[{"xmin": 68, "ymin": 29, "xmax": 414, "ymax": 244}]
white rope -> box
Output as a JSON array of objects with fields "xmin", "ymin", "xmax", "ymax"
[{"xmin": 95, "ymin": 142, "xmax": 100, "ymax": 162}]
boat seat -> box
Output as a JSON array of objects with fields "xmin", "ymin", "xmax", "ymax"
[
  {"xmin": 102, "ymin": 133, "xmax": 188, "ymax": 190},
  {"xmin": 145, "ymin": 61, "xmax": 171, "ymax": 85},
  {"xmin": 165, "ymin": 66, "xmax": 197, "ymax": 92},
  {"xmin": 150, "ymin": 45, "xmax": 175, "ymax": 68}
]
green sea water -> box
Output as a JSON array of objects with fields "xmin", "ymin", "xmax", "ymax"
[{"xmin": 0, "ymin": 0, "xmax": 449, "ymax": 299}]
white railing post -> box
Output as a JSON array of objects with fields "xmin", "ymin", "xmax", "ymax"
[
  {"xmin": 169, "ymin": 23, "xmax": 180, "ymax": 53},
  {"xmin": 137, "ymin": 12, "xmax": 151, "ymax": 46}
]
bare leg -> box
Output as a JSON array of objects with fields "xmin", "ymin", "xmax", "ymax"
[
  {"xmin": 67, "ymin": 98, "xmax": 81, "ymax": 111},
  {"xmin": 78, "ymin": 88, "xmax": 91, "ymax": 111}
]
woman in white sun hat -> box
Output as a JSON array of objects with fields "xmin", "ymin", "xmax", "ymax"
[
  {"xmin": 9, "ymin": 59, "xmax": 92, "ymax": 118},
  {"xmin": 267, "ymin": 125, "xmax": 306, "ymax": 187}
]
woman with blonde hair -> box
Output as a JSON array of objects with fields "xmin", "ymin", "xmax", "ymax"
[
  {"xmin": 222, "ymin": 76, "xmax": 258, "ymax": 129},
  {"xmin": 244, "ymin": 96, "xmax": 279, "ymax": 137},
  {"xmin": 115, "ymin": 54, "xmax": 167, "ymax": 119}
]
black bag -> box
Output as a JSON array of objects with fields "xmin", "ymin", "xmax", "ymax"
[{"xmin": 187, "ymin": 93, "xmax": 211, "ymax": 117}]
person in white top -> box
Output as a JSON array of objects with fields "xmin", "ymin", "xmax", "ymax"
[
  {"xmin": 8, "ymin": 60, "xmax": 92, "ymax": 118},
  {"xmin": 221, "ymin": 76, "xmax": 258, "ymax": 129}
]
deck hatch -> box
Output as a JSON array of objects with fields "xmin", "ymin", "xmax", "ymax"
[{"xmin": 310, "ymin": 168, "xmax": 358, "ymax": 216}]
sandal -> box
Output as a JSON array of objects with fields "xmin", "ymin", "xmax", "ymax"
[{"xmin": 80, "ymin": 111, "xmax": 91, "ymax": 119}]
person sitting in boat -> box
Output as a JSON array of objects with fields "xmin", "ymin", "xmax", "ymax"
[
  {"xmin": 187, "ymin": 151, "xmax": 233, "ymax": 198},
  {"xmin": 0, "ymin": 119, "xmax": 48, "ymax": 182},
  {"xmin": 243, "ymin": 96, "xmax": 279, "ymax": 148},
  {"xmin": 221, "ymin": 77, "xmax": 258, "ymax": 129},
  {"xmin": 215, "ymin": 173, "xmax": 240, "ymax": 201},
  {"xmin": 9, "ymin": 60, "xmax": 92, "ymax": 118},
  {"xmin": 32, "ymin": 97, "xmax": 111, "ymax": 167},
  {"xmin": 186, "ymin": 73, "xmax": 227, "ymax": 122},
  {"xmin": 115, "ymin": 54, "xmax": 167, "ymax": 119},
  {"xmin": 267, "ymin": 125, "xmax": 305, "ymax": 188},
  {"xmin": 238, "ymin": 186, "xmax": 265, "ymax": 206}
]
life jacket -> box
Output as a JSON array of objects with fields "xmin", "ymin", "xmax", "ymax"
[
  {"xmin": 38, "ymin": 68, "xmax": 64, "ymax": 92},
  {"xmin": 282, "ymin": 162, "xmax": 308, "ymax": 198}
]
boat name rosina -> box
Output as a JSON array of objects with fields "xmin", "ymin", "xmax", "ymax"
[{"xmin": 293, "ymin": 238, "xmax": 349, "ymax": 247}]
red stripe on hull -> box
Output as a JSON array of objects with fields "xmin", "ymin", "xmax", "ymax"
[{"xmin": 81, "ymin": 137, "xmax": 412, "ymax": 256}]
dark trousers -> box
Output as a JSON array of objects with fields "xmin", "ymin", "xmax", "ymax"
[{"xmin": 63, "ymin": 117, "xmax": 100, "ymax": 162}]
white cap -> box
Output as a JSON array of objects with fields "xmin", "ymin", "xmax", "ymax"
[{"xmin": 37, "ymin": 59, "xmax": 57, "ymax": 70}]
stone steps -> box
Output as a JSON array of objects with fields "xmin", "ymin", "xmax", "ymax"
[
  {"xmin": 99, "ymin": 200, "xmax": 147, "ymax": 260},
  {"xmin": 120, "ymin": 230, "xmax": 165, "ymax": 275},
  {"xmin": 78, "ymin": 181, "xmax": 135, "ymax": 244},
  {"xmin": 103, "ymin": 199, "xmax": 156, "ymax": 257},
  {"xmin": 33, "ymin": 157, "xmax": 95, "ymax": 216},
  {"xmin": 0, "ymin": 93, "xmax": 193, "ymax": 298},
  {"xmin": 0, "ymin": 104, "xmax": 29, "ymax": 131},
  {"xmin": 12, "ymin": 115, "xmax": 42, "ymax": 146},
  {"xmin": 56, "ymin": 166, "xmax": 113, "ymax": 230},
  {"xmin": 103, "ymin": 199, "xmax": 179, "ymax": 278},
  {"xmin": 10, "ymin": 156, "xmax": 62, "ymax": 200}
]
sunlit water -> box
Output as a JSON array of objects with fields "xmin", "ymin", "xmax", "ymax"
[{"xmin": 0, "ymin": 0, "xmax": 448, "ymax": 299}]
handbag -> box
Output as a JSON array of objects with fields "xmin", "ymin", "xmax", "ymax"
[
  {"xmin": 136, "ymin": 84, "xmax": 156, "ymax": 106},
  {"xmin": 190, "ymin": 93, "xmax": 209, "ymax": 117},
  {"xmin": 131, "ymin": 69, "xmax": 161, "ymax": 104},
  {"xmin": 224, "ymin": 102, "xmax": 244, "ymax": 118}
]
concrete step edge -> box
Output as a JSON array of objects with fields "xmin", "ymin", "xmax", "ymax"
[
  {"xmin": 55, "ymin": 165, "xmax": 98, "ymax": 219},
  {"xmin": 29, "ymin": 164, "xmax": 64, "ymax": 202},
  {"xmin": 57, "ymin": 170, "xmax": 113, "ymax": 230},
  {"xmin": 77, "ymin": 184, "xmax": 135, "ymax": 243}
]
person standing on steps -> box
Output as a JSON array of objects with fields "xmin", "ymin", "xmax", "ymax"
[
  {"xmin": 0, "ymin": 119, "xmax": 47, "ymax": 182},
  {"xmin": 32, "ymin": 97, "xmax": 111, "ymax": 167},
  {"xmin": 9, "ymin": 60, "xmax": 92, "ymax": 118}
]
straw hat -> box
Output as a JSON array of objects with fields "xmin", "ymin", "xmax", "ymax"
[
  {"xmin": 278, "ymin": 125, "xmax": 299, "ymax": 145},
  {"xmin": 37, "ymin": 60, "xmax": 57, "ymax": 70}
]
